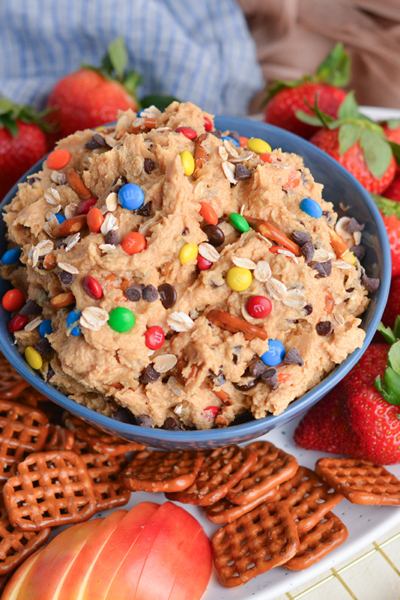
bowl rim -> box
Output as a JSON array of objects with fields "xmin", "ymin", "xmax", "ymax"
[{"xmin": 0, "ymin": 115, "xmax": 391, "ymax": 443}]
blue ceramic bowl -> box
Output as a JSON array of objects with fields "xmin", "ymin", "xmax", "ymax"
[{"xmin": 0, "ymin": 117, "xmax": 391, "ymax": 450}]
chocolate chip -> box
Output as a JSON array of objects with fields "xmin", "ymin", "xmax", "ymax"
[
  {"xmin": 235, "ymin": 164, "xmax": 252, "ymax": 180},
  {"xmin": 111, "ymin": 407, "xmax": 136, "ymax": 424},
  {"xmin": 134, "ymin": 202, "xmax": 152, "ymax": 217},
  {"xmin": 28, "ymin": 175, "xmax": 41, "ymax": 183},
  {"xmin": 144, "ymin": 158, "xmax": 155, "ymax": 174},
  {"xmin": 312, "ymin": 261, "xmax": 332, "ymax": 278},
  {"xmin": 346, "ymin": 217, "xmax": 365, "ymax": 233},
  {"xmin": 233, "ymin": 378, "xmax": 258, "ymax": 392},
  {"xmin": 140, "ymin": 364, "xmax": 160, "ymax": 384},
  {"xmin": 158, "ymin": 283, "xmax": 177, "ymax": 309},
  {"xmin": 163, "ymin": 417, "xmax": 182, "ymax": 430},
  {"xmin": 361, "ymin": 273, "xmax": 380, "ymax": 294},
  {"xmin": 203, "ymin": 224, "xmax": 225, "ymax": 247},
  {"xmin": 301, "ymin": 241, "xmax": 315, "ymax": 263},
  {"xmin": 316, "ymin": 321, "xmax": 333, "ymax": 336},
  {"xmin": 232, "ymin": 346, "xmax": 242, "ymax": 365},
  {"xmin": 142, "ymin": 285, "xmax": 159, "ymax": 302},
  {"xmin": 322, "ymin": 211, "xmax": 335, "ymax": 226},
  {"xmin": 125, "ymin": 284, "xmax": 144, "ymax": 302},
  {"xmin": 210, "ymin": 372, "xmax": 226, "ymax": 386},
  {"xmin": 136, "ymin": 414, "xmax": 153, "ymax": 428},
  {"xmin": 303, "ymin": 303, "xmax": 313, "ymax": 315},
  {"xmin": 228, "ymin": 131, "xmax": 241, "ymax": 144},
  {"xmin": 346, "ymin": 287, "xmax": 355, "ymax": 293},
  {"xmin": 85, "ymin": 133, "xmax": 107, "ymax": 149},
  {"xmin": 105, "ymin": 230, "xmax": 120, "ymax": 246},
  {"xmin": 284, "ymin": 348, "xmax": 304, "ymax": 367},
  {"xmin": 182, "ymin": 227, "xmax": 189, "ymax": 236},
  {"xmin": 351, "ymin": 245, "xmax": 366, "ymax": 261},
  {"xmin": 292, "ymin": 231, "xmax": 311, "ymax": 247},
  {"xmin": 248, "ymin": 360, "xmax": 266, "ymax": 379},
  {"xmin": 58, "ymin": 270, "xmax": 76, "ymax": 285},
  {"xmin": 211, "ymin": 130, "xmax": 222, "ymax": 139},
  {"xmin": 261, "ymin": 368, "xmax": 278, "ymax": 389},
  {"xmin": 112, "ymin": 176, "xmax": 128, "ymax": 194},
  {"xmin": 46, "ymin": 364, "xmax": 55, "ymax": 381},
  {"xmin": 35, "ymin": 338, "xmax": 52, "ymax": 355},
  {"xmin": 54, "ymin": 239, "xmax": 67, "ymax": 250},
  {"xmin": 19, "ymin": 300, "xmax": 42, "ymax": 316}
]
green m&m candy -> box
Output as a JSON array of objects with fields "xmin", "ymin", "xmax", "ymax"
[
  {"xmin": 228, "ymin": 212, "xmax": 250, "ymax": 233},
  {"xmin": 108, "ymin": 307, "xmax": 135, "ymax": 333}
]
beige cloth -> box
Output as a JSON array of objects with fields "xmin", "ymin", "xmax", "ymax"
[{"xmin": 239, "ymin": 0, "xmax": 400, "ymax": 113}]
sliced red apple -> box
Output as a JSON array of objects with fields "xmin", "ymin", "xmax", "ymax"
[{"xmin": 2, "ymin": 550, "xmax": 44, "ymax": 600}]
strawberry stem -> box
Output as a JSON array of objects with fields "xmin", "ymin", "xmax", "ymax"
[
  {"xmin": 374, "ymin": 321, "xmax": 400, "ymax": 404},
  {"xmin": 0, "ymin": 95, "xmax": 52, "ymax": 137}
]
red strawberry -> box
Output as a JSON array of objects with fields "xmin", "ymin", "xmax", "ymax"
[
  {"xmin": 294, "ymin": 384, "xmax": 360, "ymax": 455},
  {"xmin": 47, "ymin": 37, "xmax": 140, "ymax": 140},
  {"xmin": 371, "ymin": 195, "xmax": 400, "ymax": 278},
  {"xmin": 382, "ymin": 278, "xmax": 400, "ymax": 330},
  {"xmin": 341, "ymin": 344, "xmax": 389, "ymax": 391},
  {"xmin": 383, "ymin": 176, "xmax": 400, "ymax": 203},
  {"xmin": 382, "ymin": 119, "xmax": 400, "ymax": 145},
  {"xmin": 264, "ymin": 43, "xmax": 350, "ymax": 138},
  {"xmin": 0, "ymin": 96, "xmax": 48, "ymax": 200}
]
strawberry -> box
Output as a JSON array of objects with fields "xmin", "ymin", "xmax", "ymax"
[
  {"xmin": 47, "ymin": 37, "xmax": 141, "ymax": 140},
  {"xmin": 264, "ymin": 43, "xmax": 350, "ymax": 138},
  {"xmin": 294, "ymin": 384, "xmax": 360, "ymax": 455},
  {"xmin": 383, "ymin": 176, "xmax": 400, "ymax": 203},
  {"xmin": 381, "ymin": 119, "xmax": 400, "ymax": 145},
  {"xmin": 382, "ymin": 278, "xmax": 400, "ymax": 330},
  {"xmin": 371, "ymin": 194, "xmax": 400, "ymax": 278},
  {"xmin": 0, "ymin": 96, "xmax": 48, "ymax": 200}
]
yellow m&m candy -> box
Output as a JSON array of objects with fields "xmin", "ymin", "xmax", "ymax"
[
  {"xmin": 25, "ymin": 346, "xmax": 43, "ymax": 370},
  {"xmin": 180, "ymin": 150, "xmax": 195, "ymax": 176},
  {"xmin": 247, "ymin": 138, "xmax": 272, "ymax": 155},
  {"xmin": 179, "ymin": 243, "xmax": 198, "ymax": 264},
  {"xmin": 227, "ymin": 267, "xmax": 252, "ymax": 291}
]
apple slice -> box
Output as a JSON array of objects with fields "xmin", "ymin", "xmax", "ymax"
[
  {"xmin": 57, "ymin": 509, "xmax": 127, "ymax": 600},
  {"xmin": 84, "ymin": 501, "xmax": 159, "ymax": 600},
  {"xmin": 168, "ymin": 525, "xmax": 212, "ymax": 600},
  {"xmin": 17, "ymin": 520, "xmax": 102, "ymax": 600},
  {"xmin": 1, "ymin": 549, "xmax": 44, "ymax": 600}
]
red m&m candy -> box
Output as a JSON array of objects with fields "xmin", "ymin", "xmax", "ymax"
[
  {"xmin": 82, "ymin": 276, "xmax": 103, "ymax": 299},
  {"xmin": 145, "ymin": 326, "xmax": 165, "ymax": 350},
  {"xmin": 77, "ymin": 197, "xmax": 98, "ymax": 215},
  {"xmin": 175, "ymin": 127, "xmax": 197, "ymax": 140},
  {"xmin": 8, "ymin": 314, "xmax": 28, "ymax": 333},
  {"xmin": 2, "ymin": 289, "xmax": 25, "ymax": 312},
  {"xmin": 204, "ymin": 117, "xmax": 213, "ymax": 132},
  {"xmin": 198, "ymin": 255, "xmax": 212, "ymax": 271},
  {"xmin": 246, "ymin": 296, "xmax": 272, "ymax": 319}
]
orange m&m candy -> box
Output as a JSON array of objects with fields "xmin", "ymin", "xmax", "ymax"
[{"xmin": 47, "ymin": 149, "xmax": 71, "ymax": 170}]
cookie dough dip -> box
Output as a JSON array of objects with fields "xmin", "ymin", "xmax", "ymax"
[{"xmin": 1, "ymin": 101, "xmax": 379, "ymax": 430}]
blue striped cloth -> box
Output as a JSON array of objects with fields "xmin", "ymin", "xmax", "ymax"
[{"xmin": 0, "ymin": 0, "xmax": 264, "ymax": 116}]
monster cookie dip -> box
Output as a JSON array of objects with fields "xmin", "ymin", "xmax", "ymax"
[{"xmin": 1, "ymin": 102, "xmax": 378, "ymax": 430}]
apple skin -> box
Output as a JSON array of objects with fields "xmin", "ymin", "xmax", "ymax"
[{"xmin": 2, "ymin": 550, "xmax": 43, "ymax": 600}]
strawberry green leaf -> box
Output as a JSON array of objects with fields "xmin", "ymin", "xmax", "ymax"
[
  {"xmin": 386, "ymin": 118, "xmax": 400, "ymax": 130},
  {"xmin": 107, "ymin": 36, "xmax": 128, "ymax": 82},
  {"xmin": 265, "ymin": 77, "xmax": 308, "ymax": 102},
  {"xmin": 377, "ymin": 322, "xmax": 397, "ymax": 345},
  {"xmin": 374, "ymin": 368, "xmax": 400, "ymax": 405},
  {"xmin": 359, "ymin": 128, "xmax": 392, "ymax": 179},
  {"xmin": 337, "ymin": 91, "xmax": 358, "ymax": 120},
  {"xmin": 394, "ymin": 316, "xmax": 400, "ymax": 341},
  {"xmin": 338, "ymin": 122, "xmax": 362, "ymax": 154},
  {"xmin": 295, "ymin": 110, "xmax": 322, "ymax": 127},
  {"xmin": 371, "ymin": 193, "xmax": 400, "ymax": 219},
  {"xmin": 388, "ymin": 141, "xmax": 400, "ymax": 166},
  {"xmin": 388, "ymin": 341, "xmax": 400, "ymax": 373},
  {"xmin": 0, "ymin": 116, "xmax": 18, "ymax": 137},
  {"xmin": 316, "ymin": 43, "xmax": 351, "ymax": 87},
  {"xmin": 140, "ymin": 95, "xmax": 179, "ymax": 111}
]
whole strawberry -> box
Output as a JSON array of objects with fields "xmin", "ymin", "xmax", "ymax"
[
  {"xmin": 371, "ymin": 194, "xmax": 400, "ymax": 278},
  {"xmin": 264, "ymin": 43, "xmax": 350, "ymax": 138},
  {"xmin": 47, "ymin": 37, "xmax": 141, "ymax": 140},
  {"xmin": 0, "ymin": 96, "xmax": 48, "ymax": 200},
  {"xmin": 300, "ymin": 92, "xmax": 397, "ymax": 194},
  {"xmin": 382, "ymin": 279, "xmax": 400, "ymax": 330},
  {"xmin": 381, "ymin": 118, "xmax": 400, "ymax": 145},
  {"xmin": 383, "ymin": 176, "xmax": 400, "ymax": 203}
]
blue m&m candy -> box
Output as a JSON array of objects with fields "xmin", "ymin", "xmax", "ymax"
[
  {"xmin": 222, "ymin": 135, "xmax": 240, "ymax": 147},
  {"xmin": 261, "ymin": 340, "xmax": 285, "ymax": 367},
  {"xmin": 55, "ymin": 214, "xmax": 66, "ymax": 224},
  {"xmin": 1, "ymin": 248, "xmax": 22, "ymax": 265},
  {"xmin": 118, "ymin": 183, "xmax": 145, "ymax": 211},
  {"xmin": 300, "ymin": 197, "xmax": 323, "ymax": 219},
  {"xmin": 66, "ymin": 309, "xmax": 81, "ymax": 336},
  {"xmin": 39, "ymin": 319, "xmax": 52, "ymax": 338}
]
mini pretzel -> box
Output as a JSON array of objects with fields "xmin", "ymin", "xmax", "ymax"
[
  {"xmin": 194, "ymin": 133, "xmax": 208, "ymax": 171},
  {"xmin": 166, "ymin": 445, "xmax": 257, "ymax": 506},
  {"xmin": 0, "ymin": 400, "xmax": 49, "ymax": 483},
  {"xmin": 285, "ymin": 512, "xmax": 348, "ymax": 571},
  {"xmin": 207, "ymin": 310, "xmax": 268, "ymax": 341},
  {"xmin": 205, "ymin": 486, "xmax": 279, "ymax": 524},
  {"xmin": 226, "ymin": 441, "xmax": 298, "ymax": 505},
  {"xmin": 44, "ymin": 425, "xmax": 75, "ymax": 452},
  {"xmin": 264, "ymin": 466, "xmax": 344, "ymax": 534},
  {"xmin": 3, "ymin": 450, "xmax": 97, "ymax": 530},
  {"xmin": 315, "ymin": 458, "xmax": 400, "ymax": 505},
  {"xmin": 79, "ymin": 451, "xmax": 130, "ymax": 511},
  {"xmin": 0, "ymin": 495, "xmax": 50, "ymax": 575},
  {"xmin": 65, "ymin": 415, "xmax": 145, "ymax": 455},
  {"xmin": 245, "ymin": 216, "xmax": 301, "ymax": 256},
  {"xmin": 212, "ymin": 502, "xmax": 299, "ymax": 587},
  {"xmin": 119, "ymin": 449, "xmax": 204, "ymax": 493}
]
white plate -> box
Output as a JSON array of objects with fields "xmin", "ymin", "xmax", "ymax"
[{"xmin": 95, "ymin": 417, "xmax": 400, "ymax": 600}]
